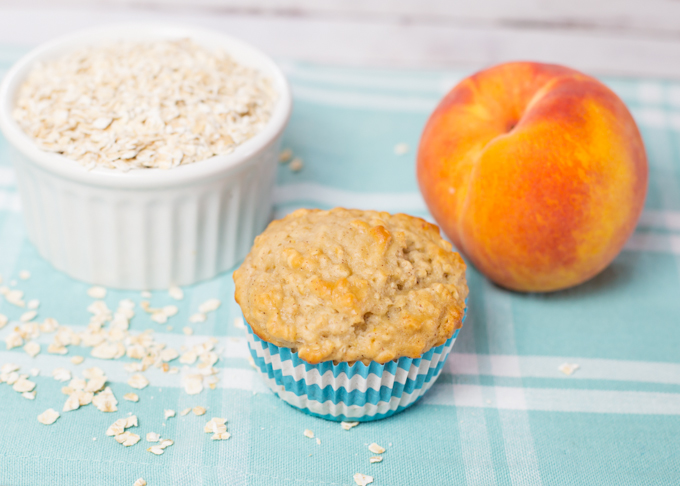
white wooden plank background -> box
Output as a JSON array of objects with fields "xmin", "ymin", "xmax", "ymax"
[{"xmin": 1, "ymin": 1, "xmax": 680, "ymax": 78}]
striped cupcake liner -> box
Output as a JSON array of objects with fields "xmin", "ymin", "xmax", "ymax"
[{"xmin": 245, "ymin": 314, "xmax": 464, "ymax": 422}]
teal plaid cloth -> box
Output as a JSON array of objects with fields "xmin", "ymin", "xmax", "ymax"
[{"xmin": 1, "ymin": 47, "xmax": 679, "ymax": 485}]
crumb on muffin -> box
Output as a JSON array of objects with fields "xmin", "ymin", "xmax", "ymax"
[{"xmin": 234, "ymin": 208, "xmax": 468, "ymax": 364}]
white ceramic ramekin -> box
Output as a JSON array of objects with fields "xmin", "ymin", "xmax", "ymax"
[{"xmin": 0, "ymin": 23, "xmax": 292, "ymax": 289}]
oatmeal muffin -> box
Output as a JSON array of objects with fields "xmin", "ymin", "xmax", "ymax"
[{"xmin": 234, "ymin": 207, "xmax": 468, "ymax": 364}]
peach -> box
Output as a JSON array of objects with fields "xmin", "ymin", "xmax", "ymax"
[{"xmin": 417, "ymin": 62, "xmax": 648, "ymax": 292}]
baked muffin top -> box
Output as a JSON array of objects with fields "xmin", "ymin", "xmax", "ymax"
[{"xmin": 233, "ymin": 208, "xmax": 468, "ymax": 364}]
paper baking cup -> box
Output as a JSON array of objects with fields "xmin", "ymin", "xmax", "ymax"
[{"xmin": 245, "ymin": 314, "xmax": 464, "ymax": 422}]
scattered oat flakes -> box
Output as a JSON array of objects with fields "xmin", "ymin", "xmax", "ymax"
[
  {"xmin": 180, "ymin": 350, "xmax": 198, "ymax": 365},
  {"xmin": 134, "ymin": 479, "xmax": 147, "ymax": 486},
  {"xmin": 204, "ymin": 417, "xmax": 228, "ymax": 437},
  {"xmin": 160, "ymin": 348, "xmax": 179, "ymax": 362},
  {"xmin": 147, "ymin": 437, "xmax": 174, "ymax": 455},
  {"xmin": 27, "ymin": 299, "xmax": 40, "ymax": 310},
  {"xmin": 278, "ymin": 148, "xmax": 293, "ymax": 163},
  {"xmin": 124, "ymin": 393, "xmax": 140, "ymax": 402},
  {"xmin": 198, "ymin": 299, "xmax": 221, "ymax": 314},
  {"xmin": 1, "ymin": 363, "xmax": 20, "ymax": 374},
  {"xmin": 5, "ymin": 289, "xmax": 24, "ymax": 307},
  {"xmin": 0, "ymin": 314, "xmax": 7, "ymax": 329},
  {"xmin": 70, "ymin": 356, "xmax": 84, "ymax": 365},
  {"xmin": 47, "ymin": 343, "xmax": 68, "ymax": 355},
  {"xmin": 115, "ymin": 431, "xmax": 141, "ymax": 446},
  {"xmin": 85, "ymin": 376, "xmax": 107, "ymax": 393},
  {"xmin": 106, "ymin": 419, "xmax": 127, "ymax": 436},
  {"xmin": 193, "ymin": 406, "xmax": 206, "ymax": 416},
  {"xmin": 289, "ymin": 157, "xmax": 303, "ymax": 172},
  {"xmin": 368, "ymin": 443, "xmax": 385, "ymax": 454},
  {"xmin": 341, "ymin": 421, "xmax": 359, "ymax": 431},
  {"xmin": 559, "ymin": 363, "xmax": 580, "ymax": 376},
  {"xmin": 163, "ymin": 305, "xmax": 179, "ymax": 317},
  {"xmin": 189, "ymin": 313, "xmax": 206, "ymax": 323},
  {"xmin": 394, "ymin": 142, "xmax": 409, "ymax": 155},
  {"xmin": 151, "ymin": 312, "xmax": 167, "ymax": 324},
  {"xmin": 63, "ymin": 393, "xmax": 82, "ymax": 412},
  {"xmin": 183, "ymin": 327, "xmax": 194, "ymax": 336},
  {"xmin": 22, "ymin": 391, "xmax": 36, "ymax": 400},
  {"xmin": 168, "ymin": 285, "xmax": 184, "ymax": 300},
  {"xmin": 38, "ymin": 408, "xmax": 59, "ymax": 425},
  {"xmin": 19, "ymin": 270, "xmax": 31, "ymax": 280},
  {"xmin": 303, "ymin": 429, "xmax": 314, "ymax": 439},
  {"xmin": 83, "ymin": 367, "xmax": 105, "ymax": 380},
  {"xmin": 23, "ymin": 341, "xmax": 40, "ymax": 358},
  {"xmin": 87, "ymin": 286, "xmax": 107, "ymax": 299},
  {"xmin": 30, "ymin": 368, "xmax": 39, "ymax": 377},
  {"xmin": 146, "ymin": 432, "xmax": 161, "ymax": 442},
  {"xmin": 369, "ymin": 456, "xmax": 383, "ymax": 464},
  {"xmin": 316, "ymin": 438, "xmax": 321, "ymax": 445},
  {"xmin": 13, "ymin": 376, "xmax": 36, "ymax": 393},
  {"xmin": 164, "ymin": 409, "xmax": 176, "ymax": 419},
  {"xmin": 233, "ymin": 317, "xmax": 245, "ymax": 329},
  {"xmin": 91, "ymin": 341, "xmax": 125, "ymax": 359},
  {"xmin": 353, "ymin": 473, "xmax": 374, "ymax": 486},
  {"xmin": 128, "ymin": 374, "xmax": 150, "ymax": 389},
  {"xmin": 20, "ymin": 310, "xmax": 37, "ymax": 322},
  {"xmin": 93, "ymin": 387, "xmax": 118, "ymax": 412},
  {"xmin": 53, "ymin": 368, "xmax": 71, "ymax": 382},
  {"xmin": 5, "ymin": 331, "xmax": 23, "ymax": 349},
  {"xmin": 180, "ymin": 407, "xmax": 192, "ymax": 416}
]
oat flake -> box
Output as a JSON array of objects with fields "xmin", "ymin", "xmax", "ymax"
[
  {"xmin": 353, "ymin": 473, "xmax": 374, "ymax": 486},
  {"xmin": 134, "ymin": 479, "xmax": 147, "ymax": 486},
  {"xmin": 87, "ymin": 286, "xmax": 107, "ymax": 299},
  {"xmin": 368, "ymin": 443, "xmax": 385, "ymax": 454},
  {"xmin": 559, "ymin": 363, "xmax": 580, "ymax": 376},
  {"xmin": 303, "ymin": 429, "xmax": 314, "ymax": 439},
  {"xmin": 341, "ymin": 421, "xmax": 359, "ymax": 431},
  {"xmin": 38, "ymin": 408, "xmax": 59, "ymax": 425},
  {"xmin": 128, "ymin": 374, "xmax": 150, "ymax": 389},
  {"xmin": 23, "ymin": 341, "xmax": 40, "ymax": 358},
  {"xmin": 198, "ymin": 299, "xmax": 221, "ymax": 314},
  {"xmin": 20, "ymin": 310, "xmax": 37, "ymax": 322},
  {"xmin": 168, "ymin": 286, "xmax": 184, "ymax": 300},
  {"xmin": 52, "ymin": 368, "xmax": 71, "ymax": 382}
]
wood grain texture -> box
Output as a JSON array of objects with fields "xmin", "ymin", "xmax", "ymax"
[{"xmin": 1, "ymin": 4, "xmax": 679, "ymax": 78}]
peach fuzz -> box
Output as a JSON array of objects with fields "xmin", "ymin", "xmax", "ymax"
[{"xmin": 417, "ymin": 62, "xmax": 648, "ymax": 292}]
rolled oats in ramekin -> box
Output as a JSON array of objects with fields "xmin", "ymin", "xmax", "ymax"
[
  {"xmin": 0, "ymin": 23, "xmax": 292, "ymax": 289},
  {"xmin": 233, "ymin": 208, "xmax": 468, "ymax": 421}
]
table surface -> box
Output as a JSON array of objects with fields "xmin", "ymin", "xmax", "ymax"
[
  {"xmin": 1, "ymin": 4, "xmax": 680, "ymax": 79},
  {"xmin": 1, "ymin": 28, "xmax": 680, "ymax": 486}
]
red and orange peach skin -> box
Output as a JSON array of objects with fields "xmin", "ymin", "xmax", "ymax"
[{"xmin": 417, "ymin": 62, "xmax": 648, "ymax": 292}]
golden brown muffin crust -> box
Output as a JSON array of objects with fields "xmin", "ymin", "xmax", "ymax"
[{"xmin": 233, "ymin": 208, "xmax": 468, "ymax": 364}]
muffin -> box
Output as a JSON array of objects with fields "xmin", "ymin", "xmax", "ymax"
[{"xmin": 234, "ymin": 207, "xmax": 468, "ymax": 421}]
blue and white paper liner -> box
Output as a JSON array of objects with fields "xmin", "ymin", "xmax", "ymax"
[{"xmin": 245, "ymin": 321, "xmax": 462, "ymax": 422}]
